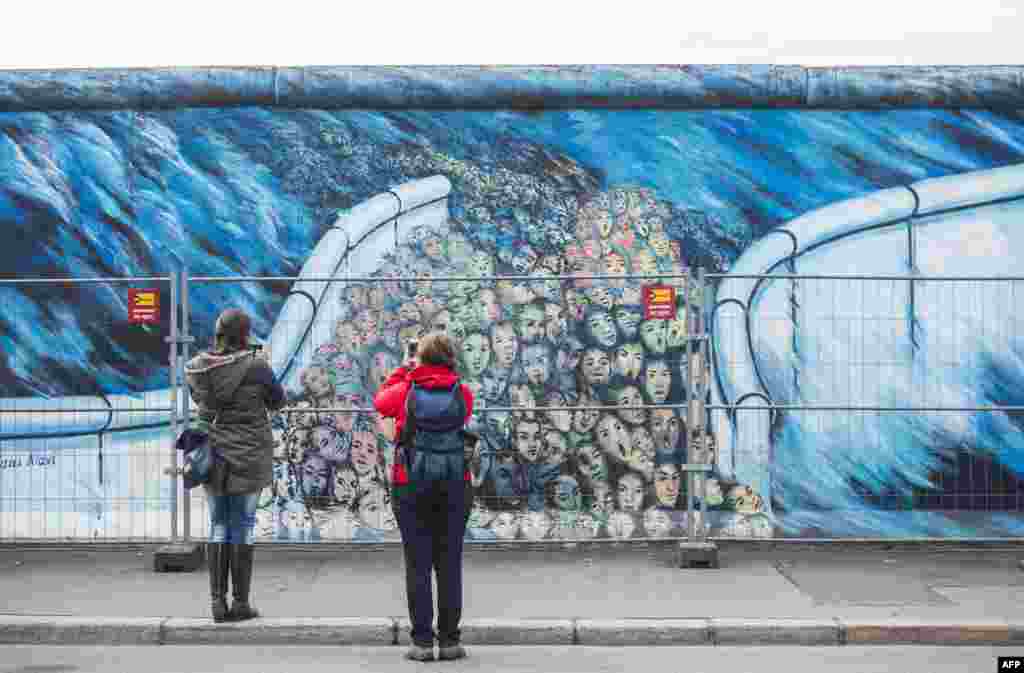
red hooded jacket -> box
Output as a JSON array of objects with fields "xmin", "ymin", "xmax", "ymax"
[{"xmin": 373, "ymin": 364, "xmax": 474, "ymax": 486}]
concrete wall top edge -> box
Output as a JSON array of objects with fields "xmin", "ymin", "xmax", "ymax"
[{"xmin": 1, "ymin": 65, "xmax": 1023, "ymax": 111}]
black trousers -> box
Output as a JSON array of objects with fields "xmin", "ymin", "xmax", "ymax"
[{"xmin": 395, "ymin": 480, "xmax": 469, "ymax": 648}]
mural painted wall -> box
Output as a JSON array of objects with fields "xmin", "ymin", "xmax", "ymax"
[{"xmin": 3, "ymin": 106, "xmax": 1024, "ymax": 540}]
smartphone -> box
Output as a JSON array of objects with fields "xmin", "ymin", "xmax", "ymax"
[{"xmin": 407, "ymin": 340, "xmax": 418, "ymax": 359}]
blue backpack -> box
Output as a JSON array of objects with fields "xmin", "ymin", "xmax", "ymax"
[{"xmin": 401, "ymin": 382, "xmax": 467, "ymax": 483}]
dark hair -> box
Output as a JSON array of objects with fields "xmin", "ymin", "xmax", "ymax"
[
  {"xmin": 214, "ymin": 308, "xmax": 251, "ymax": 352},
  {"xmin": 416, "ymin": 333, "xmax": 457, "ymax": 369}
]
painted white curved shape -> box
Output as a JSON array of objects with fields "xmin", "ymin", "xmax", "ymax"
[
  {"xmin": 712, "ymin": 162, "xmax": 1024, "ymax": 511},
  {"xmin": 0, "ymin": 176, "xmax": 452, "ymax": 436}
]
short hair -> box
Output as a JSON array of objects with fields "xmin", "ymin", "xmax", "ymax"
[
  {"xmin": 214, "ymin": 308, "xmax": 251, "ymax": 352},
  {"xmin": 416, "ymin": 333, "xmax": 457, "ymax": 369}
]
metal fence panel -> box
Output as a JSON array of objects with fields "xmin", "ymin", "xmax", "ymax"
[{"xmin": 0, "ymin": 277, "xmax": 176, "ymax": 542}]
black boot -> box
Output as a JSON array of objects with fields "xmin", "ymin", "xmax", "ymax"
[
  {"xmin": 208, "ymin": 543, "xmax": 229, "ymax": 623},
  {"xmin": 228, "ymin": 544, "xmax": 260, "ymax": 621}
]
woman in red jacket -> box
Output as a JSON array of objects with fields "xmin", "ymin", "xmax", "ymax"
[{"xmin": 374, "ymin": 333, "xmax": 474, "ymax": 662}]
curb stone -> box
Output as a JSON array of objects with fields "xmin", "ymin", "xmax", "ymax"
[
  {"xmin": 396, "ymin": 617, "xmax": 574, "ymax": 645},
  {"xmin": 161, "ymin": 617, "xmax": 394, "ymax": 645},
  {"xmin": 576, "ymin": 619, "xmax": 710, "ymax": 646},
  {"xmin": 712, "ymin": 618, "xmax": 840, "ymax": 645},
  {"xmin": 2, "ymin": 616, "xmax": 1024, "ymax": 646},
  {"xmin": 0, "ymin": 616, "xmax": 163, "ymax": 645}
]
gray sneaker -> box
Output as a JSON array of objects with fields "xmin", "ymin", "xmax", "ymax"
[
  {"xmin": 405, "ymin": 644, "xmax": 435, "ymax": 662},
  {"xmin": 438, "ymin": 645, "xmax": 467, "ymax": 661}
]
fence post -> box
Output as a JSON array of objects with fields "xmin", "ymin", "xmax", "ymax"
[
  {"xmin": 678, "ymin": 266, "xmax": 719, "ymax": 569},
  {"xmin": 153, "ymin": 267, "xmax": 203, "ymax": 572},
  {"xmin": 180, "ymin": 265, "xmax": 193, "ymax": 544}
]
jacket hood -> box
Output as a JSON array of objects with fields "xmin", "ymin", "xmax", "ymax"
[
  {"xmin": 409, "ymin": 364, "xmax": 460, "ymax": 389},
  {"xmin": 185, "ymin": 350, "xmax": 255, "ymax": 405}
]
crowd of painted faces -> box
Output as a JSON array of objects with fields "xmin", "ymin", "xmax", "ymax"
[{"xmin": 255, "ymin": 187, "xmax": 771, "ymax": 541}]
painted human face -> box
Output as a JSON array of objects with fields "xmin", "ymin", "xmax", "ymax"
[
  {"xmin": 555, "ymin": 476, "xmax": 581, "ymax": 512},
  {"xmin": 634, "ymin": 250, "xmax": 659, "ymax": 276},
  {"xmin": 654, "ymin": 464, "xmax": 682, "ymax": 507},
  {"xmin": 481, "ymin": 370, "xmax": 509, "ymax": 403},
  {"xmin": 667, "ymin": 311, "xmax": 689, "ymax": 349},
  {"xmin": 572, "ymin": 406, "xmax": 599, "ymax": 434},
  {"xmin": 588, "ymin": 287, "xmax": 614, "ymax": 311},
  {"xmin": 351, "ymin": 430, "xmax": 380, "ymax": 476},
  {"xmin": 508, "ymin": 384, "xmax": 536, "ymax": 417},
  {"xmin": 334, "ymin": 467, "xmax": 359, "ymax": 508},
  {"xmin": 543, "ymin": 394, "xmax": 572, "ymax": 433},
  {"xmin": 543, "ymin": 431, "xmax": 569, "ymax": 466},
  {"xmin": 544, "ymin": 303, "xmax": 566, "ymax": 342},
  {"xmin": 586, "ymin": 310, "xmax": 617, "ymax": 348},
  {"xmin": 302, "ymin": 366, "xmax": 332, "ymax": 400},
  {"xmin": 582, "ymin": 444, "xmax": 608, "ymax": 482},
  {"xmin": 462, "ymin": 333, "xmax": 492, "ymax": 376},
  {"xmin": 497, "ymin": 281, "xmax": 535, "ymax": 306},
  {"xmin": 491, "ymin": 512, "xmax": 520, "ymax": 540},
  {"xmin": 705, "ymin": 479, "xmax": 725, "ymax": 507},
  {"xmin": 650, "ymin": 232, "xmax": 672, "ymax": 259},
  {"xmin": 564, "ymin": 288, "xmax": 587, "ymax": 321},
  {"xmin": 617, "ymin": 473, "xmax": 645, "ymax": 513},
  {"xmin": 519, "ymin": 306, "xmax": 546, "ymax": 343},
  {"xmin": 643, "ymin": 360, "xmax": 672, "ymax": 404},
  {"xmin": 414, "ymin": 292, "xmax": 440, "ymax": 320},
  {"xmin": 492, "ymin": 451, "xmax": 520, "ymax": 500},
  {"xmin": 595, "ymin": 415, "xmax": 632, "ymax": 462},
  {"xmin": 640, "ymin": 320, "xmax": 669, "ymax": 354},
  {"xmin": 608, "ymin": 511, "xmax": 637, "ymax": 539},
  {"xmin": 301, "ymin": 456, "xmax": 331, "ymax": 498},
  {"xmin": 491, "ymin": 324, "xmax": 519, "ymax": 369},
  {"xmin": 334, "ymin": 321, "xmax": 359, "ymax": 352},
  {"xmin": 614, "ymin": 343, "xmax": 643, "ymax": 380},
  {"xmin": 614, "ymin": 385, "xmax": 647, "ymax": 427},
  {"xmin": 358, "ymin": 486, "xmax": 396, "ymax": 530},
  {"xmin": 614, "ymin": 308, "xmax": 642, "ymax": 340},
  {"xmin": 429, "ymin": 310, "xmax": 452, "ymax": 337},
  {"xmin": 605, "ymin": 252, "xmax": 627, "ymax": 276},
  {"xmin": 618, "ymin": 285, "xmax": 643, "ymax": 307},
  {"xmin": 643, "ymin": 507, "xmax": 673, "ymax": 538},
  {"xmin": 629, "ymin": 427, "xmax": 656, "ymax": 476},
  {"xmin": 521, "ymin": 345, "xmax": 551, "ymax": 386},
  {"xmin": 650, "ymin": 409, "xmax": 682, "ymax": 451},
  {"xmin": 479, "ymin": 289, "xmax": 502, "ymax": 323},
  {"xmin": 726, "ymin": 485, "xmax": 764, "ymax": 514},
  {"xmin": 398, "ymin": 302, "xmax": 421, "ymax": 324},
  {"xmin": 589, "ymin": 484, "xmax": 614, "ymax": 524},
  {"xmin": 310, "ymin": 425, "xmax": 350, "ymax": 464},
  {"xmin": 467, "ymin": 500, "xmax": 496, "ymax": 529},
  {"xmin": 581, "ymin": 349, "xmax": 611, "ymax": 386},
  {"xmin": 329, "ymin": 391, "xmax": 362, "ymax": 432},
  {"xmin": 515, "ymin": 421, "xmax": 543, "ymax": 463},
  {"xmin": 423, "ymin": 235, "xmax": 443, "ymax": 260},
  {"xmin": 521, "ymin": 511, "xmax": 552, "ymax": 541},
  {"xmin": 470, "ymin": 252, "xmax": 494, "ymax": 278}
]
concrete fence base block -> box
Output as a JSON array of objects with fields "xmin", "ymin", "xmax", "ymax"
[
  {"xmin": 396, "ymin": 618, "xmax": 574, "ymax": 646},
  {"xmin": 712, "ymin": 618, "xmax": 840, "ymax": 645},
  {"xmin": 161, "ymin": 617, "xmax": 395, "ymax": 645},
  {"xmin": 576, "ymin": 619, "xmax": 710, "ymax": 646},
  {"xmin": 0, "ymin": 616, "xmax": 163, "ymax": 645},
  {"xmin": 843, "ymin": 619, "xmax": 1016, "ymax": 645}
]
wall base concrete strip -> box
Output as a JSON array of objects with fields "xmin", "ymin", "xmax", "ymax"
[
  {"xmin": 0, "ymin": 616, "xmax": 163, "ymax": 645},
  {"xmin": 843, "ymin": 620, "xmax": 1017, "ymax": 645},
  {"xmin": 396, "ymin": 618, "xmax": 574, "ymax": 645},
  {"xmin": 161, "ymin": 617, "xmax": 395, "ymax": 645},
  {"xmin": 576, "ymin": 619, "xmax": 710, "ymax": 646},
  {"xmin": 711, "ymin": 618, "xmax": 840, "ymax": 645}
]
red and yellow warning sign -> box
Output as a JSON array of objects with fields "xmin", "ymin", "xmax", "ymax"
[
  {"xmin": 642, "ymin": 284, "xmax": 676, "ymax": 320},
  {"xmin": 128, "ymin": 289, "xmax": 160, "ymax": 324}
]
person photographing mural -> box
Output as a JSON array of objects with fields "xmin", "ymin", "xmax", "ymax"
[
  {"xmin": 185, "ymin": 308, "xmax": 285, "ymax": 623},
  {"xmin": 373, "ymin": 334, "xmax": 475, "ymax": 662}
]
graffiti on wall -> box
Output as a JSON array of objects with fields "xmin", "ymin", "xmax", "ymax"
[{"xmin": 4, "ymin": 108, "xmax": 1024, "ymax": 540}]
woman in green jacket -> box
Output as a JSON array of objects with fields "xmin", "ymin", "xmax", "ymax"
[{"xmin": 185, "ymin": 308, "xmax": 285, "ymax": 622}]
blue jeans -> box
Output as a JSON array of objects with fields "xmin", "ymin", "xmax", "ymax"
[
  {"xmin": 207, "ymin": 492, "xmax": 260, "ymax": 544},
  {"xmin": 395, "ymin": 480, "xmax": 468, "ymax": 648}
]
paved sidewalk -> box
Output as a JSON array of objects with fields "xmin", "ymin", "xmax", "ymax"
[{"xmin": 2, "ymin": 542, "xmax": 1024, "ymax": 646}]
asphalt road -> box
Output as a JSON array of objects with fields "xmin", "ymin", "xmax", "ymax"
[{"xmin": 0, "ymin": 645, "xmax": 1019, "ymax": 673}]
